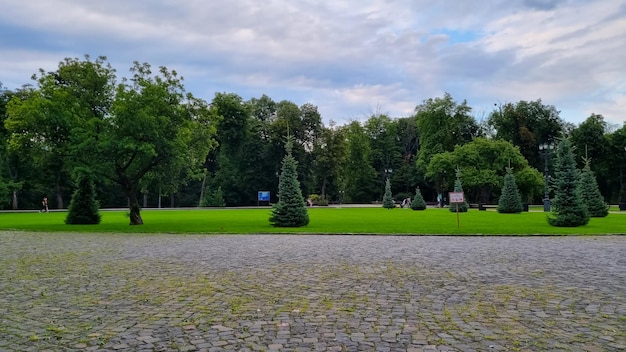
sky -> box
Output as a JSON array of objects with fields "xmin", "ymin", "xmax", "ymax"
[{"xmin": 1, "ymin": 0, "xmax": 625, "ymax": 127}]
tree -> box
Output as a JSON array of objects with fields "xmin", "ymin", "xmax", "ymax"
[
  {"xmin": 449, "ymin": 169, "xmax": 468, "ymax": 212},
  {"xmin": 415, "ymin": 93, "xmax": 480, "ymax": 174},
  {"xmin": 497, "ymin": 168, "xmax": 523, "ymax": 213},
  {"xmin": 312, "ymin": 121, "xmax": 347, "ymax": 201},
  {"xmin": 211, "ymin": 92, "xmax": 253, "ymax": 205},
  {"xmin": 425, "ymin": 138, "xmax": 543, "ymax": 204},
  {"xmin": 270, "ymin": 138, "xmax": 309, "ymax": 227},
  {"xmin": 548, "ymin": 139, "xmax": 589, "ymax": 227},
  {"xmin": 5, "ymin": 56, "xmax": 116, "ymax": 209},
  {"xmin": 579, "ymin": 158, "xmax": 608, "ymax": 217},
  {"xmin": 488, "ymin": 100, "xmax": 566, "ymax": 170},
  {"xmin": 344, "ymin": 121, "xmax": 377, "ymax": 203},
  {"xmin": 410, "ymin": 186, "xmax": 426, "ymax": 210},
  {"xmin": 365, "ymin": 114, "xmax": 402, "ymax": 198},
  {"xmin": 85, "ymin": 61, "xmax": 217, "ymax": 225},
  {"xmin": 65, "ymin": 171, "xmax": 101, "ymax": 224},
  {"xmin": 382, "ymin": 178, "xmax": 395, "ymax": 209},
  {"xmin": 570, "ymin": 114, "xmax": 611, "ymax": 198}
]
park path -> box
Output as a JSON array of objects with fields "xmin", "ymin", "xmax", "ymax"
[{"xmin": 0, "ymin": 232, "xmax": 625, "ymax": 351}]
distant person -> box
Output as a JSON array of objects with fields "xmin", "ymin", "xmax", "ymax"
[
  {"xmin": 40, "ymin": 196, "xmax": 49, "ymax": 213},
  {"xmin": 307, "ymin": 198, "xmax": 313, "ymax": 206}
]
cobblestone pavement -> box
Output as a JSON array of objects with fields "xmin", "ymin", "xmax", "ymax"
[{"xmin": 0, "ymin": 232, "xmax": 625, "ymax": 352}]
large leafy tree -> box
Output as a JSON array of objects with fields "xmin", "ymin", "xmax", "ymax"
[
  {"xmin": 86, "ymin": 62, "xmax": 217, "ymax": 224},
  {"xmin": 415, "ymin": 93, "xmax": 480, "ymax": 174},
  {"xmin": 426, "ymin": 138, "xmax": 543, "ymax": 204},
  {"xmin": 344, "ymin": 121, "xmax": 377, "ymax": 202},
  {"xmin": 548, "ymin": 138, "xmax": 589, "ymax": 227},
  {"xmin": 607, "ymin": 124, "xmax": 626, "ymax": 204},
  {"xmin": 365, "ymin": 114, "xmax": 402, "ymax": 198},
  {"xmin": 211, "ymin": 92, "xmax": 252, "ymax": 205},
  {"xmin": 312, "ymin": 121, "xmax": 347, "ymax": 201},
  {"xmin": 488, "ymin": 100, "xmax": 566, "ymax": 170},
  {"xmin": 5, "ymin": 56, "xmax": 116, "ymax": 209}
]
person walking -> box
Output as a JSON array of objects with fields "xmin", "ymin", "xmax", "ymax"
[{"xmin": 40, "ymin": 196, "xmax": 48, "ymax": 213}]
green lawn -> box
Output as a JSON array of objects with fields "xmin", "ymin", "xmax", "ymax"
[{"xmin": 1, "ymin": 207, "xmax": 624, "ymax": 235}]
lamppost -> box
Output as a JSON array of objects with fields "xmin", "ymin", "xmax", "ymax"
[
  {"xmin": 439, "ymin": 170, "xmax": 447, "ymax": 208},
  {"xmin": 539, "ymin": 143, "xmax": 555, "ymax": 212},
  {"xmin": 384, "ymin": 168, "xmax": 393, "ymax": 180},
  {"xmin": 620, "ymin": 147, "xmax": 626, "ymax": 211}
]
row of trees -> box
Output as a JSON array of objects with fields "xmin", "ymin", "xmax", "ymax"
[{"xmin": 2, "ymin": 56, "xmax": 626, "ymax": 225}]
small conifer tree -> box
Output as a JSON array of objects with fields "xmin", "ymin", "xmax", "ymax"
[
  {"xmin": 65, "ymin": 172, "xmax": 101, "ymax": 224},
  {"xmin": 497, "ymin": 168, "xmax": 523, "ymax": 213},
  {"xmin": 548, "ymin": 138, "xmax": 589, "ymax": 227},
  {"xmin": 449, "ymin": 168, "xmax": 468, "ymax": 212},
  {"xmin": 382, "ymin": 178, "xmax": 395, "ymax": 209},
  {"xmin": 579, "ymin": 158, "xmax": 608, "ymax": 217},
  {"xmin": 410, "ymin": 186, "xmax": 427, "ymax": 210},
  {"xmin": 270, "ymin": 138, "xmax": 309, "ymax": 227}
]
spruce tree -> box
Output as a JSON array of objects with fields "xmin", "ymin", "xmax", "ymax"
[
  {"xmin": 579, "ymin": 158, "xmax": 608, "ymax": 217},
  {"xmin": 382, "ymin": 178, "xmax": 395, "ymax": 209},
  {"xmin": 449, "ymin": 168, "xmax": 468, "ymax": 212},
  {"xmin": 270, "ymin": 138, "xmax": 309, "ymax": 227},
  {"xmin": 497, "ymin": 168, "xmax": 523, "ymax": 213},
  {"xmin": 410, "ymin": 186, "xmax": 427, "ymax": 210},
  {"xmin": 548, "ymin": 138, "xmax": 590, "ymax": 227},
  {"xmin": 65, "ymin": 172, "xmax": 101, "ymax": 225}
]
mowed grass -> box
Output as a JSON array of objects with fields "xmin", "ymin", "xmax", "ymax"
[{"xmin": 1, "ymin": 207, "xmax": 624, "ymax": 235}]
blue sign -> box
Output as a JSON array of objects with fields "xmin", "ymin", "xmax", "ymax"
[{"xmin": 258, "ymin": 191, "xmax": 270, "ymax": 201}]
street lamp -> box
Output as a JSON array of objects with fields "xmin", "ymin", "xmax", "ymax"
[
  {"xmin": 384, "ymin": 168, "xmax": 393, "ymax": 179},
  {"xmin": 539, "ymin": 143, "xmax": 555, "ymax": 212}
]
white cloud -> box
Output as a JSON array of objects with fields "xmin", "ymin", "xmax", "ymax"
[{"xmin": 0, "ymin": 0, "xmax": 625, "ymax": 125}]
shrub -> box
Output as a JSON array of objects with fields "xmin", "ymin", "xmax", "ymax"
[
  {"xmin": 497, "ymin": 168, "xmax": 523, "ymax": 213},
  {"xmin": 65, "ymin": 172, "xmax": 101, "ymax": 225},
  {"xmin": 410, "ymin": 186, "xmax": 427, "ymax": 210},
  {"xmin": 382, "ymin": 178, "xmax": 395, "ymax": 209}
]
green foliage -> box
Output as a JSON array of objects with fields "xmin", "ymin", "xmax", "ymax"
[
  {"xmin": 344, "ymin": 121, "xmax": 377, "ymax": 202},
  {"xmin": 65, "ymin": 172, "xmax": 101, "ymax": 224},
  {"xmin": 382, "ymin": 178, "xmax": 395, "ymax": 209},
  {"xmin": 270, "ymin": 139, "xmax": 309, "ymax": 227},
  {"xmin": 201, "ymin": 187, "xmax": 225, "ymax": 207},
  {"xmin": 415, "ymin": 93, "xmax": 480, "ymax": 173},
  {"xmin": 579, "ymin": 159, "xmax": 608, "ymax": 217},
  {"xmin": 449, "ymin": 170, "xmax": 468, "ymax": 212},
  {"xmin": 488, "ymin": 100, "xmax": 565, "ymax": 169},
  {"xmin": 548, "ymin": 139, "xmax": 590, "ymax": 227},
  {"xmin": 426, "ymin": 138, "xmax": 543, "ymax": 203},
  {"xmin": 497, "ymin": 168, "xmax": 523, "ymax": 213},
  {"xmin": 410, "ymin": 186, "xmax": 427, "ymax": 210}
]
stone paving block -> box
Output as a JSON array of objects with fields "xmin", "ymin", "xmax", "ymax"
[{"xmin": 1, "ymin": 233, "xmax": 625, "ymax": 351}]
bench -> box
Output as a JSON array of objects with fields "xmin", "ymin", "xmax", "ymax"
[{"xmin": 469, "ymin": 203, "xmax": 497, "ymax": 211}]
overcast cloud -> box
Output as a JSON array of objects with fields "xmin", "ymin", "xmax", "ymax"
[{"xmin": 1, "ymin": 0, "xmax": 625, "ymax": 126}]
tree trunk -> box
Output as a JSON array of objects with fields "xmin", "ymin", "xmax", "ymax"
[
  {"xmin": 12, "ymin": 190, "xmax": 18, "ymax": 210},
  {"xmin": 128, "ymin": 191, "xmax": 144, "ymax": 225},
  {"xmin": 56, "ymin": 179, "xmax": 64, "ymax": 209},
  {"xmin": 198, "ymin": 171, "xmax": 207, "ymax": 207},
  {"xmin": 321, "ymin": 177, "xmax": 327, "ymax": 200},
  {"xmin": 143, "ymin": 193, "xmax": 148, "ymax": 208},
  {"xmin": 170, "ymin": 193, "xmax": 175, "ymax": 208}
]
